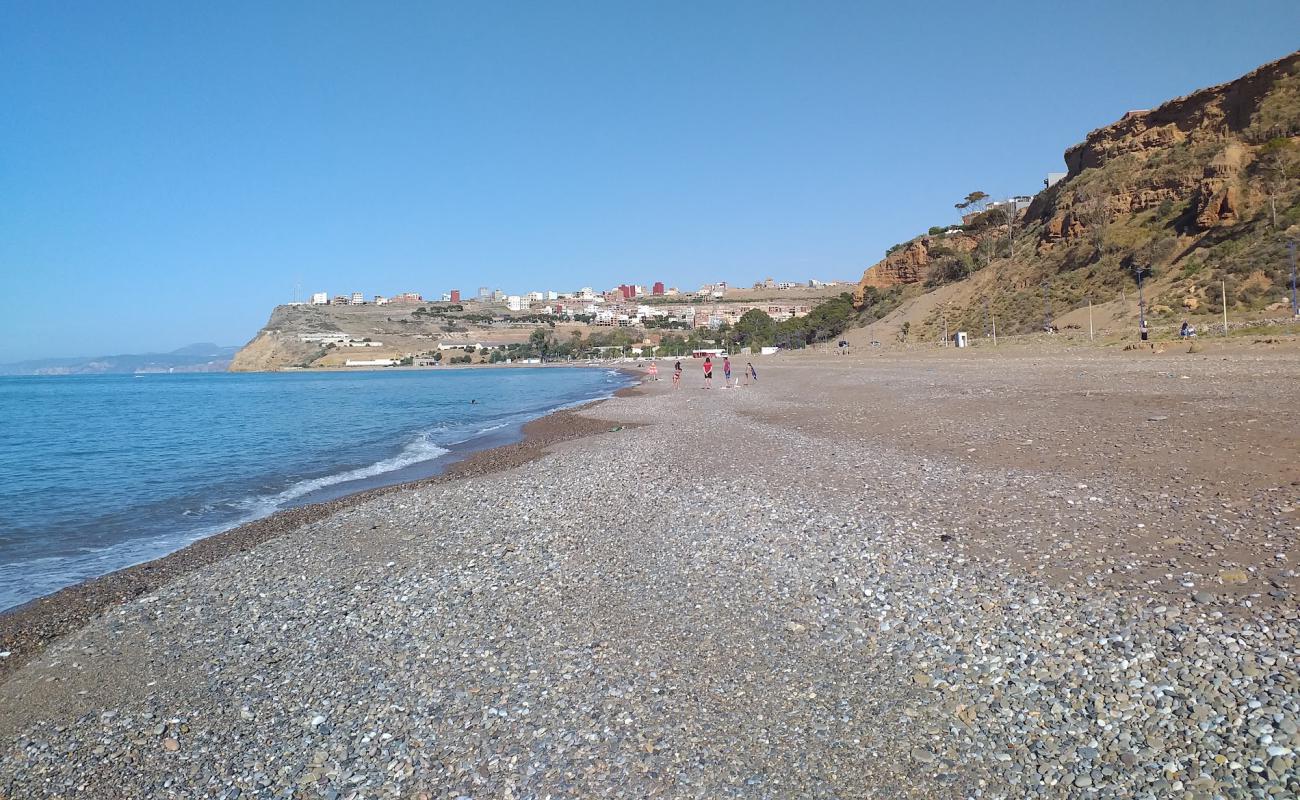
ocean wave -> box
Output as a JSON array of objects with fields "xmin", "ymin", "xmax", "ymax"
[
  {"xmin": 252, "ymin": 434, "xmax": 451, "ymax": 511},
  {"xmin": 0, "ymin": 372, "xmax": 636, "ymax": 612}
]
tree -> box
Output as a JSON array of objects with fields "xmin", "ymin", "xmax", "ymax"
[
  {"xmin": 1257, "ymin": 137, "xmax": 1299, "ymax": 229},
  {"xmin": 1073, "ymin": 180, "xmax": 1113, "ymax": 254},
  {"xmin": 733, "ymin": 309, "xmax": 776, "ymax": 348},
  {"xmin": 1136, "ymin": 235, "xmax": 1178, "ymax": 275},
  {"xmin": 974, "ymin": 235, "xmax": 1000, "ymax": 272},
  {"xmin": 528, "ymin": 328, "xmax": 550, "ymax": 360},
  {"xmin": 955, "ymin": 191, "xmax": 989, "ymax": 217}
]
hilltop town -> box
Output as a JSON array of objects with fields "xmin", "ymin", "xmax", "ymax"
[
  {"xmin": 234, "ymin": 50, "xmax": 1300, "ymax": 371},
  {"xmin": 229, "ymin": 277, "xmax": 851, "ymax": 370}
]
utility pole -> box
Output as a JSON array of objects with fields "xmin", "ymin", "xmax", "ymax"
[
  {"xmin": 1221, "ymin": 280, "xmax": 1229, "ymax": 334},
  {"xmin": 1088, "ymin": 298, "xmax": 1094, "ymax": 341},
  {"xmin": 1041, "ymin": 279, "xmax": 1051, "ymax": 332},
  {"xmin": 1289, "ymin": 239, "xmax": 1297, "ymax": 317}
]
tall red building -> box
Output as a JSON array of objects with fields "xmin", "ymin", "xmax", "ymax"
[
  {"xmin": 619, "ymin": 284, "xmax": 635, "ymax": 299},
  {"xmin": 450, "ymin": 289, "xmax": 461, "ymax": 303},
  {"xmin": 652, "ymin": 281, "xmax": 665, "ymax": 295}
]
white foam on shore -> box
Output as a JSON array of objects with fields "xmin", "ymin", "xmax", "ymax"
[
  {"xmin": 261, "ymin": 435, "xmax": 451, "ymax": 508},
  {"xmin": 1, "ymin": 373, "xmax": 636, "ymax": 613}
]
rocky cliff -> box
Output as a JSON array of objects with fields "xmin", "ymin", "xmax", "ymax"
[
  {"xmin": 228, "ymin": 302, "xmax": 545, "ymax": 371},
  {"xmin": 859, "ymin": 235, "xmax": 980, "ymax": 289},
  {"xmin": 855, "ymin": 49, "xmax": 1300, "ymax": 336}
]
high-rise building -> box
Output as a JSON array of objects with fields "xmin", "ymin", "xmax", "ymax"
[
  {"xmin": 478, "ymin": 286, "xmax": 491, "ymax": 300},
  {"xmin": 350, "ymin": 292, "xmax": 365, "ymax": 305},
  {"xmin": 450, "ymin": 289, "xmax": 461, "ymax": 303},
  {"xmin": 652, "ymin": 282, "xmax": 664, "ymax": 295}
]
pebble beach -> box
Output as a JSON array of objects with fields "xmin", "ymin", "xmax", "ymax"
[{"xmin": 2, "ymin": 349, "xmax": 1298, "ymax": 799}]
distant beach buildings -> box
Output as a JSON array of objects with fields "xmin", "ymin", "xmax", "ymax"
[{"xmin": 299, "ymin": 275, "xmax": 845, "ymax": 334}]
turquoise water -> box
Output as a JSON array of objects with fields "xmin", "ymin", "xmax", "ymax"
[{"xmin": 0, "ymin": 368, "xmax": 630, "ymax": 611}]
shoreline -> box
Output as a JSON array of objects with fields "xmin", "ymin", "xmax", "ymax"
[
  {"xmin": 2, "ymin": 353, "xmax": 1297, "ymax": 796},
  {"xmin": 0, "ymin": 378, "xmax": 644, "ymax": 683}
]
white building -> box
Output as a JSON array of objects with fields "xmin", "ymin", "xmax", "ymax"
[
  {"xmin": 350, "ymin": 292, "xmax": 365, "ymax": 305},
  {"xmin": 528, "ymin": 291, "xmax": 544, "ymax": 301},
  {"xmin": 310, "ymin": 292, "xmax": 329, "ymax": 305},
  {"xmin": 441, "ymin": 292, "xmax": 452, "ymax": 302},
  {"xmin": 546, "ymin": 290, "xmax": 559, "ymax": 301},
  {"xmin": 578, "ymin": 287, "xmax": 595, "ymax": 300},
  {"xmin": 373, "ymin": 295, "xmax": 389, "ymax": 305},
  {"xmin": 507, "ymin": 295, "xmax": 527, "ymax": 312},
  {"xmin": 344, "ymin": 358, "xmax": 399, "ymax": 367}
]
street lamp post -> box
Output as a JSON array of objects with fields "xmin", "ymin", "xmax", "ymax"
[
  {"xmin": 1134, "ymin": 266, "xmax": 1149, "ymax": 327},
  {"xmin": 1041, "ymin": 280, "xmax": 1051, "ymax": 332}
]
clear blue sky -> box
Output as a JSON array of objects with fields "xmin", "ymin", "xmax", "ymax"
[{"xmin": 2, "ymin": 1, "xmax": 1297, "ymax": 360}]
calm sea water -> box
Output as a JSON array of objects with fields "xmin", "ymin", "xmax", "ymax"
[{"xmin": 0, "ymin": 368, "xmax": 630, "ymax": 611}]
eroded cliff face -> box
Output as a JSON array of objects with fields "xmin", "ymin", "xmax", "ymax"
[
  {"xmin": 858, "ymin": 234, "xmax": 980, "ymax": 291},
  {"xmin": 1041, "ymin": 52, "xmax": 1299, "ymax": 244},
  {"xmin": 857, "ymin": 49, "xmax": 1300, "ymax": 297},
  {"xmin": 227, "ymin": 330, "xmax": 321, "ymax": 372},
  {"xmin": 1062, "ymin": 55, "xmax": 1299, "ymax": 174}
]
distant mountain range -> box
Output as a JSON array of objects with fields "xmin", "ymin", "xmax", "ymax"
[{"xmin": 0, "ymin": 344, "xmax": 240, "ymax": 376}]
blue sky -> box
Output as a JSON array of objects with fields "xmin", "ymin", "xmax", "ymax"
[{"xmin": 2, "ymin": 1, "xmax": 1297, "ymax": 360}]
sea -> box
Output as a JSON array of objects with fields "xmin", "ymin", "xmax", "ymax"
[{"xmin": 0, "ymin": 367, "xmax": 631, "ymax": 612}]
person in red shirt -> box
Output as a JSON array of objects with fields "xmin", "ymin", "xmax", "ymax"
[{"xmin": 702, "ymin": 356, "xmax": 713, "ymax": 389}]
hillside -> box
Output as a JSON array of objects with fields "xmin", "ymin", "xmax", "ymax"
[
  {"xmin": 852, "ymin": 50, "xmax": 1300, "ymax": 344},
  {"xmin": 227, "ymin": 303, "xmax": 556, "ymax": 371},
  {"xmin": 0, "ymin": 344, "xmax": 239, "ymax": 375}
]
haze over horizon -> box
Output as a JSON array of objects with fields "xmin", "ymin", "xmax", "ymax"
[{"xmin": 3, "ymin": 1, "xmax": 1298, "ymax": 361}]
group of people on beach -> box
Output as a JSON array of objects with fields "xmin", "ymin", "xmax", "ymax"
[{"xmin": 646, "ymin": 355, "xmax": 757, "ymax": 389}]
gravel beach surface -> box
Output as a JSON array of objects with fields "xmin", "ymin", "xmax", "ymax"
[{"xmin": 1, "ymin": 350, "xmax": 1297, "ymax": 799}]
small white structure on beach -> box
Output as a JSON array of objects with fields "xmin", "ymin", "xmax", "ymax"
[
  {"xmin": 953, "ymin": 331, "xmax": 969, "ymax": 348},
  {"xmin": 344, "ymin": 358, "xmax": 399, "ymax": 367}
]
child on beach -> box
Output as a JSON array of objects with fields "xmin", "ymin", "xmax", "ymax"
[
  {"xmin": 748, "ymin": 362, "xmax": 758, "ymax": 383},
  {"xmin": 722, "ymin": 356, "xmax": 732, "ymax": 388},
  {"xmin": 648, "ymin": 362, "xmax": 659, "ymax": 381},
  {"xmin": 673, "ymin": 361, "xmax": 682, "ymax": 388},
  {"xmin": 703, "ymin": 357, "xmax": 713, "ymax": 389}
]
